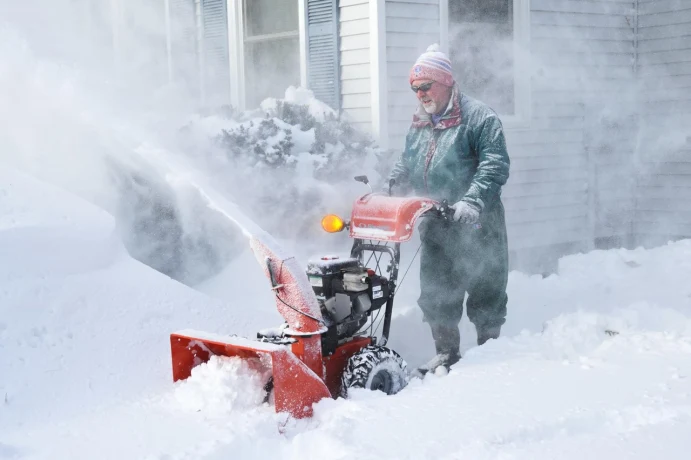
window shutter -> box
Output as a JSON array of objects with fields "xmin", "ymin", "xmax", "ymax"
[
  {"xmin": 200, "ymin": 0, "xmax": 230, "ymax": 106},
  {"xmin": 168, "ymin": 0, "xmax": 198, "ymax": 92},
  {"xmin": 306, "ymin": 0, "xmax": 340, "ymax": 111}
]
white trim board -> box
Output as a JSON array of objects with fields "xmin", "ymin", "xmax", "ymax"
[
  {"xmin": 227, "ymin": 0, "xmax": 245, "ymax": 110},
  {"xmin": 298, "ymin": 0, "xmax": 308, "ymax": 88},
  {"xmin": 439, "ymin": 0, "xmax": 448, "ymax": 54},
  {"xmin": 506, "ymin": 0, "xmax": 532, "ymax": 129},
  {"xmin": 370, "ymin": 0, "xmax": 389, "ymax": 149}
]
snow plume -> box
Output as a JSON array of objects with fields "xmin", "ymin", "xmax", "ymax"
[
  {"xmin": 0, "ymin": 6, "xmax": 242, "ymax": 286},
  {"xmin": 0, "ymin": 1, "xmax": 388, "ymax": 286}
]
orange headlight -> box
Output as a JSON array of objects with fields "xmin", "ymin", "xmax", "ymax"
[{"xmin": 321, "ymin": 214, "xmax": 345, "ymax": 233}]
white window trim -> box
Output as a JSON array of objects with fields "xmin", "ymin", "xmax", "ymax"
[
  {"xmin": 298, "ymin": 0, "xmax": 308, "ymax": 88},
  {"xmin": 506, "ymin": 0, "xmax": 531, "ymax": 129},
  {"xmin": 164, "ymin": 0, "xmax": 173, "ymax": 84},
  {"xmin": 245, "ymin": 31, "xmax": 299, "ymax": 43},
  {"xmin": 442, "ymin": 0, "xmax": 532, "ymax": 130},
  {"xmin": 370, "ymin": 0, "xmax": 388, "ymax": 149},
  {"xmin": 227, "ymin": 0, "xmax": 246, "ymax": 110},
  {"xmin": 227, "ymin": 0, "xmax": 307, "ymax": 110}
]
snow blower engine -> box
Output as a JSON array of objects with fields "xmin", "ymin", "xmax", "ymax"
[{"xmin": 169, "ymin": 176, "xmax": 452, "ymax": 420}]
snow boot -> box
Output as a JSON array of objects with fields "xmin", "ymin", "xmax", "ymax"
[
  {"xmin": 476, "ymin": 325, "xmax": 501, "ymax": 346},
  {"xmin": 414, "ymin": 324, "xmax": 461, "ymax": 377}
]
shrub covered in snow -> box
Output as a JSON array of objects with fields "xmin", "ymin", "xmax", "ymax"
[
  {"xmin": 210, "ymin": 94, "xmax": 384, "ymax": 181},
  {"xmin": 216, "ymin": 117, "xmax": 295, "ymax": 168},
  {"xmin": 114, "ymin": 87, "xmax": 399, "ymax": 286},
  {"xmin": 177, "ymin": 87, "xmax": 397, "ymax": 246}
]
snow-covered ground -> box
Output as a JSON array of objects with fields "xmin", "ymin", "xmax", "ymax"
[
  {"xmin": 2, "ymin": 10, "xmax": 691, "ymax": 459},
  {"xmin": 2, "ymin": 165, "xmax": 691, "ymax": 460}
]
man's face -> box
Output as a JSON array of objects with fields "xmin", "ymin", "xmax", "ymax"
[{"xmin": 411, "ymin": 79, "xmax": 451, "ymax": 115}]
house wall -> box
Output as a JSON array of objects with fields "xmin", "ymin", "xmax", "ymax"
[
  {"xmin": 634, "ymin": 0, "xmax": 691, "ymax": 245},
  {"xmin": 523, "ymin": 0, "xmax": 639, "ymax": 250},
  {"xmin": 339, "ymin": 0, "xmax": 372, "ymax": 133},
  {"xmin": 375, "ymin": 0, "xmax": 642, "ymax": 271},
  {"xmin": 483, "ymin": 0, "xmax": 638, "ymax": 269},
  {"xmin": 384, "ymin": 0, "xmax": 440, "ymax": 150}
]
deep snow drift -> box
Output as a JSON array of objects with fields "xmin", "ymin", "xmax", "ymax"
[{"xmin": 2, "ymin": 166, "xmax": 691, "ymax": 460}]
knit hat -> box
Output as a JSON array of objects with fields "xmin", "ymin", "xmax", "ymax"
[{"xmin": 409, "ymin": 44, "xmax": 454, "ymax": 87}]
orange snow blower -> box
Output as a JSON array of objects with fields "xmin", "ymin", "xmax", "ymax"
[{"xmin": 170, "ymin": 176, "xmax": 451, "ymax": 419}]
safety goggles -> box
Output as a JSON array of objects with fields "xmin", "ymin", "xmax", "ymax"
[{"xmin": 411, "ymin": 81, "xmax": 435, "ymax": 93}]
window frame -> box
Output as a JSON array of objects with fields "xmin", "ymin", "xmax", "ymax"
[
  {"xmin": 440, "ymin": 0, "xmax": 531, "ymax": 129},
  {"xmin": 227, "ymin": 0, "xmax": 305, "ymax": 110}
]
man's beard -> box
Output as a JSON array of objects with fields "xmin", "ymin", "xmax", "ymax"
[{"xmin": 422, "ymin": 101, "xmax": 438, "ymax": 114}]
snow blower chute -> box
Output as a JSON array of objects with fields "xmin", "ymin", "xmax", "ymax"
[{"xmin": 170, "ymin": 176, "xmax": 451, "ymax": 419}]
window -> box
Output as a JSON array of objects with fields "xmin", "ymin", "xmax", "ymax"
[
  {"xmin": 448, "ymin": 0, "xmax": 530, "ymax": 124},
  {"xmin": 243, "ymin": 0, "xmax": 301, "ymax": 107}
]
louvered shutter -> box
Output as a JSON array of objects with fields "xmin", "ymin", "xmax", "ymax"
[
  {"xmin": 200, "ymin": 0, "xmax": 230, "ymax": 106},
  {"xmin": 168, "ymin": 0, "xmax": 198, "ymax": 94},
  {"xmin": 306, "ymin": 0, "xmax": 340, "ymax": 111}
]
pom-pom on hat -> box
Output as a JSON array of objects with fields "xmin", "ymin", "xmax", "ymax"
[{"xmin": 409, "ymin": 43, "xmax": 454, "ymax": 87}]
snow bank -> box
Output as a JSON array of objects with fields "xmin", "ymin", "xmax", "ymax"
[
  {"xmin": 0, "ymin": 168, "xmax": 281, "ymax": 434},
  {"xmin": 4, "ymin": 158, "xmax": 691, "ymax": 460}
]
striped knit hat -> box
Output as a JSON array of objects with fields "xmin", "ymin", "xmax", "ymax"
[{"xmin": 409, "ymin": 44, "xmax": 454, "ymax": 87}]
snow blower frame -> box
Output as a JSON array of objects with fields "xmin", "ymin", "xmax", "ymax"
[{"xmin": 170, "ymin": 176, "xmax": 450, "ymax": 419}]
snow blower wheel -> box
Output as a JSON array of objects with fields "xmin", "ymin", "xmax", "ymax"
[{"xmin": 341, "ymin": 345, "xmax": 408, "ymax": 398}]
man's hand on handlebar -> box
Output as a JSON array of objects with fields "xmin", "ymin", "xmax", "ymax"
[{"xmin": 450, "ymin": 200, "xmax": 480, "ymax": 224}]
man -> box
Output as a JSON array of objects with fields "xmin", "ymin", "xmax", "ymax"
[{"xmin": 386, "ymin": 44, "xmax": 510, "ymax": 375}]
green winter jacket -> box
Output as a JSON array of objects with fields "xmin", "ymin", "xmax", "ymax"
[{"xmin": 387, "ymin": 86, "xmax": 510, "ymax": 212}]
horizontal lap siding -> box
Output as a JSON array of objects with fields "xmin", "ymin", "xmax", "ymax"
[
  {"xmin": 378, "ymin": 0, "xmax": 645, "ymax": 265},
  {"xmin": 635, "ymin": 0, "xmax": 691, "ymax": 241},
  {"xmin": 340, "ymin": 1, "xmax": 371, "ymax": 132},
  {"xmin": 385, "ymin": 0, "xmax": 439, "ymax": 150},
  {"xmin": 501, "ymin": 0, "xmax": 636, "ymax": 252}
]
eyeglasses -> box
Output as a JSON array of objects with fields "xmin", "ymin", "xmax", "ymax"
[{"xmin": 411, "ymin": 81, "xmax": 435, "ymax": 93}]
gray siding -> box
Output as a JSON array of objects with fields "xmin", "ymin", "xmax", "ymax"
[
  {"xmin": 385, "ymin": 0, "xmax": 439, "ymax": 149},
  {"xmin": 340, "ymin": 0, "xmax": 371, "ymax": 132},
  {"xmin": 376, "ymin": 0, "xmax": 641, "ymax": 266},
  {"xmin": 634, "ymin": 0, "xmax": 691, "ymax": 244},
  {"xmin": 501, "ymin": 0, "xmax": 637, "ymax": 261}
]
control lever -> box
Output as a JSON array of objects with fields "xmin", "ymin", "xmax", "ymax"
[{"xmin": 354, "ymin": 175, "xmax": 372, "ymax": 193}]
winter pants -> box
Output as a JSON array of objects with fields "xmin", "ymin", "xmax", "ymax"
[{"xmin": 417, "ymin": 200, "xmax": 509, "ymax": 331}]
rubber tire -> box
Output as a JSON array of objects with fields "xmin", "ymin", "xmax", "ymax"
[{"xmin": 340, "ymin": 345, "xmax": 409, "ymax": 398}]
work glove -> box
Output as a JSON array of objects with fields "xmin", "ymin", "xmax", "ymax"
[{"xmin": 451, "ymin": 200, "xmax": 480, "ymax": 224}]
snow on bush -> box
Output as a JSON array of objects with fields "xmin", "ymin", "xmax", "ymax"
[{"xmin": 176, "ymin": 86, "xmax": 396, "ymax": 245}]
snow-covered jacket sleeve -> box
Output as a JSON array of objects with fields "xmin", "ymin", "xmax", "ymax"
[
  {"xmin": 385, "ymin": 154, "xmax": 411, "ymax": 196},
  {"xmin": 462, "ymin": 114, "xmax": 510, "ymax": 210}
]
